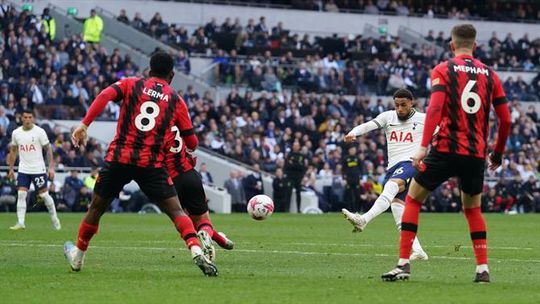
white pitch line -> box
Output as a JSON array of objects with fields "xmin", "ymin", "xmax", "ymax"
[
  {"xmin": 288, "ymin": 242, "xmax": 534, "ymax": 251},
  {"xmin": 1, "ymin": 242, "xmax": 540, "ymax": 264},
  {"xmin": 0, "ymin": 239, "xmax": 532, "ymax": 251}
]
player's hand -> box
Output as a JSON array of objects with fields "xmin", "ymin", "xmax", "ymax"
[
  {"xmin": 488, "ymin": 152, "xmax": 503, "ymax": 171},
  {"xmin": 411, "ymin": 147, "xmax": 428, "ymax": 171},
  {"xmin": 7, "ymin": 169, "xmax": 15, "ymax": 180},
  {"xmin": 71, "ymin": 124, "xmax": 88, "ymax": 149},
  {"xmin": 48, "ymin": 167, "xmax": 55, "ymax": 181},
  {"xmin": 344, "ymin": 133, "xmax": 357, "ymax": 143}
]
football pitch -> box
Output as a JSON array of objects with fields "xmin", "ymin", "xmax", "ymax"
[{"xmin": 0, "ymin": 213, "xmax": 539, "ymax": 303}]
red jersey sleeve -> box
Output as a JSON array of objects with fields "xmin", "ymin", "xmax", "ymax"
[
  {"xmin": 82, "ymin": 86, "xmax": 119, "ymax": 126},
  {"xmin": 174, "ymin": 96, "xmax": 198, "ymax": 150},
  {"xmin": 421, "ymin": 66, "xmax": 447, "ymax": 147},
  {"xmin": 491, "ymin": 72, "xmax": 511, "ymax": 154}
]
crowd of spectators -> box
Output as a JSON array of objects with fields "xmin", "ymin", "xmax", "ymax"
[
  {"xmin": 177, "ymin": 0, "xmax": 540, "ymax": 22},
  {"xmin": 186, "ymin": 85, "xmax": 540, "ymax": 213},
  {"xmin": 118, "ymin": 10, "xmax": 540, "ymax": 100},
  {"xmin": 0, "ymin": 6, "xmax": 538, "ymax": 214}
]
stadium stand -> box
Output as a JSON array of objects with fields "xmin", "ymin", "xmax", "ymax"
[
  {"xmin": 117, "ymin": 9, "xmax": 540, "ymax": 100},
  {"xmin": 0, "ymin": 3, "xmax": 538, "ymax": 214}
]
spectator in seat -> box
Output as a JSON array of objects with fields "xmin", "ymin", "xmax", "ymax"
[
  {"xmin": 63, "ymin": 169, "xmax": 85, "ymax": 211},
  {"xmin": 243, "ymin": 164, "xmax": 264, "ymax": 204},
  {"xmin": 117, "ymin": 9, "xmax": 129, "ymax": 24},
  {"xmin": 199, "ymin": 162, "xmax": 214, "ymax": 185},
  {"xmin": 225, "ymin": 170, "xmax": 246, "ymax": 212},
  {"xmin": 175, "ymin": 50, "xmax": 191, "ymax": 75},
  {"xmin": 273, "ymin": 168, "xmax": 290, "ymax": 212}
]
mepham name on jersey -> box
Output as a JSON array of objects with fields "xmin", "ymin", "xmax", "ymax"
[{"xmin": 453, "ymin": 65, "xmax": 489, "ymax": 75}]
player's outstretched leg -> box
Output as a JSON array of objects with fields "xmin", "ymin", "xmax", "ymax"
[
  {"xmin": 63, "ymin": 194, "xmax": 109, "ymax": 272},
  {"xmin": 189, "ymin": 214, "xmax": 216, "ymax": 262},
  {"xmin": 160, "ymin": 196, "xmax": 218, "ymax": 277},
  {"xmin": 39, "ymin": 191, "xmax": 61, "ymax": 230},
  {"xmin": 391, "ymin": 202, "xmax": 428, "ymax": 261},
  {"xmin": 10, "ymin": 190, "xmax": 28, "ymax": 230},
  {"xmin": 212, "ymin": 231, "xmax": 235, "ymax": 250},
  {"xmin": 342, "ymin": 180, "xmax": 400, "ymax": 232}
]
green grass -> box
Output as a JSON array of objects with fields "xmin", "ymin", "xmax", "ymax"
[{"xmin": 0, "ymin": 212, "xmax": 539, "ymax": 304}]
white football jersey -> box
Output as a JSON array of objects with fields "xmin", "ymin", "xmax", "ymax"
[
  {"xmin": 10, "ymin": 125, "xmax": 50, "ymax": 174},
  {"xmin": 373, "ymin": 110, "xmax": 425, "ymax": 169}
]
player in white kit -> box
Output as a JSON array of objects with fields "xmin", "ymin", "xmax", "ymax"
[
  {"xmin": 342, "ymin": 89, "xmax": 428, "ymax": 260},
  {"xmin": 7, "ymin": 110, "xmax": 61, "ymax": 230}
]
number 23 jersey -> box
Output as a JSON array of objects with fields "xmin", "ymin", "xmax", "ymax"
[
  {"xmin": 105, "ymin": 77, "xmax": 194, "ymax": 168},
  {"xmin": 429, "ymin": 55, "xmax": 507, "ymax": 159}
]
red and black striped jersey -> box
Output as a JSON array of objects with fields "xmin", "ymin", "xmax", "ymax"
[
  {"xmin": 164, "ymin": 125, "xmax": 197, "ymax": 178},
  {"xmin": 429, "ymin": 54, "xmax": 507, "ymax": 159},
  {"xmin": 104, "ymin": 77, "xmax": 194, "ymax": 168}
]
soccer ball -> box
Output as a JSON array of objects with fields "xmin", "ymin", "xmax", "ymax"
[{"xmin": 247, "ymin": 195, "xmax": 274, "ymax": 220}]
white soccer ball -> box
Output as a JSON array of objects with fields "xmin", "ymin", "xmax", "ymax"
[{"xmin": 247, "ymin": 194, "xmax": 274, "ymax": 220}]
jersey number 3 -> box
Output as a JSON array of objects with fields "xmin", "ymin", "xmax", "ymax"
[
  {"xmin": 461, "ymin": 80, "xmax": 481, "ymax": 114},
  {"xmin": 135, "ymin": 101, "xmax": 160, "ymax": 131},
  {"xmin": 169, "ymin": 126, "xmax": 183, "ymax": 153}
]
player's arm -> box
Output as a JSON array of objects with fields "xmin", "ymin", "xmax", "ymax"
[
  {"xmin": 72, "ymin": 82, "xmax": 124, "ymax": 148},
  {"xmin": 414, "ymin": 68, "xmax": 446, "ymax": 169},
  {"xmin": 44, "ymin": 144, "xmax": 55, "ymax": 180},
  {"xmin": 40, "ymin": 130, "xmax": 55, "ymax": 180},
  {"xmin": 345, "ymin": 112, "xmax": 387, "ymax": 142},
  {"xmin": 6, "ymin": 144, "xmax": 18, "ymax": 180},
  {"xmin": 175, "ymin": 96, "xmax": 198, "ymax": 151},
  {"xmin": 489, "ymin": 74, "xmax": 512, "ymax": 170}
]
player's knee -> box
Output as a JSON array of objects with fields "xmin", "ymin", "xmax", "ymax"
[
  {"xmin": 17, "ymin": 190, "xmax": 27, "ymax": 200},
  {"xmin": 388, "ymin": 178, "xmax": 406, "ymax": 191},
  {"xmin": 38, "ymin": 191, "xmax": 50, "ymax": 198}
]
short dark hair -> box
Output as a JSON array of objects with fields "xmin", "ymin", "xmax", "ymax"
[
  {"xmin": 149, "ymin": 51, "xmax": 174, "ymax": 78},
  {"xmin": 393, "ymin": 88, "xmax": 414, "ymax": 100},
  {"xmin": 21, "ymin": 109, "xmax": 34, "ymax": 116},
  {"xmin": 451, "ymin": 24, "xmax": 476, "ymax": 49}
]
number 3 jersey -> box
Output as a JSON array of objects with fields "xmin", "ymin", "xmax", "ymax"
[
  {"xmin": 430, "ymin": 55, "xmax": 507, "ymax": 159},
  {"xmin": 104, "ymin": 77, "xmax": 194, "ymax": 168},
  {"xmin": 164, "ymin": 126, "xmax": 197, "ymax": 179},
  {"xmin": 10, "ymin": 125, "xmax": 50, "ymax": 174},
  {"xmin": 373, "ymin": 110, "xmax": 426, "ymax": 169}
]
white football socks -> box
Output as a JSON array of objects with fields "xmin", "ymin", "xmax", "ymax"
[
  {"xmin": 16, "ymin": 190, "xmax": 27, "ymax": 225},
  {"xmin": 39, "ymin": 191, "xmax": 58, "ymax": 221},
  {"xmin": 363, "ymin": 181, "xmax": 399, "ymax": 224},
  {"xmin": 476, "ymin": 264, "xmax": 489, "ymax": 273},
  {"xmin": 391, "ymin": 202, "xmax": 425, "ymax": 253}
]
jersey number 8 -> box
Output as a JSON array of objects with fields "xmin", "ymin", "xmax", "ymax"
[
  {"xmin": 461, "ymin": 80, "xmax": 481, "ymax": 114},
  {"xmin": 135, "ymin": 101, "xmax": 160, "ymax": 131}
]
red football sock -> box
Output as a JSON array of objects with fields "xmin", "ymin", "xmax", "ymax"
[
  {"xmin": 464, "ymin": 207, "xmax": 488, "ymax": 265},
  {"xmin": 197, "ymin": 218, "xmax": 214, "ymax": 238},
  {"xmin": 399, "ymin": 195, "xmax": 422, "ymax": 260},
  {"xmin": 211, "ymin": 229, "xmax": 228, "ymax": 247},
  {"xmin": 76, "ymin": 219, "xmax": 99, "ymax": 252},
  {"xmin": 174, "ymin": 215, "xmax": 200, "ymax": 249}
]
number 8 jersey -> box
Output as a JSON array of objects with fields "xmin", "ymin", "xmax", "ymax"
[
  {"xmin": 95, "ymin": 77, "xmax": 194, "ymax": 168},
  {"xmin": 429, "ymin": 54, "xmax": 507, "ymax": 159}
]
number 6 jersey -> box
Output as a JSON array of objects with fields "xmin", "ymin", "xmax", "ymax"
[
  {"xmin": 429, "ymin": 55, "xmax": 507, "ymax": 159},
  {"xmin": 82, "ymin": 77, "xmax": 194, "ymax": 168}
]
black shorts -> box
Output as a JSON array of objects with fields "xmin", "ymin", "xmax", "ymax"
[
  {"xmin": 415, "ymin": 150, "xmax": 486, "ymax": 196},
  {"xmin": 172, "ymin": 169, "xmax": 208, "ymax": 216},
  {"xmin": 94, "ymin": 162, "xmax": 177, "ymax": 202}
]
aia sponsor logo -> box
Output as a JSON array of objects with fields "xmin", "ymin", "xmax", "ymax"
[
  {"xmin": 389, "ymin": 131, "xmax": 413, "ymax": 143},
  {"xmin": 20, "ymin": 144, "xmax": 37, "ymax": 152}
]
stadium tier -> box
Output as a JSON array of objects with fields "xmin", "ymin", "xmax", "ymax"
[{"xmin": 1, "ymin": 2, "xmax": 539, "ymax": 214}]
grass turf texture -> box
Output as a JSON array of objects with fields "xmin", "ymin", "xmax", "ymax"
[{"xmin": 0, "ymin": 213, "xmax": 539, "ymax": 303}]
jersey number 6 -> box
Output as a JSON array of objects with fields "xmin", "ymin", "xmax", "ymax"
[{"xmin": 461, "ymin": 80, "xmax": 481, "ymax": 114}]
